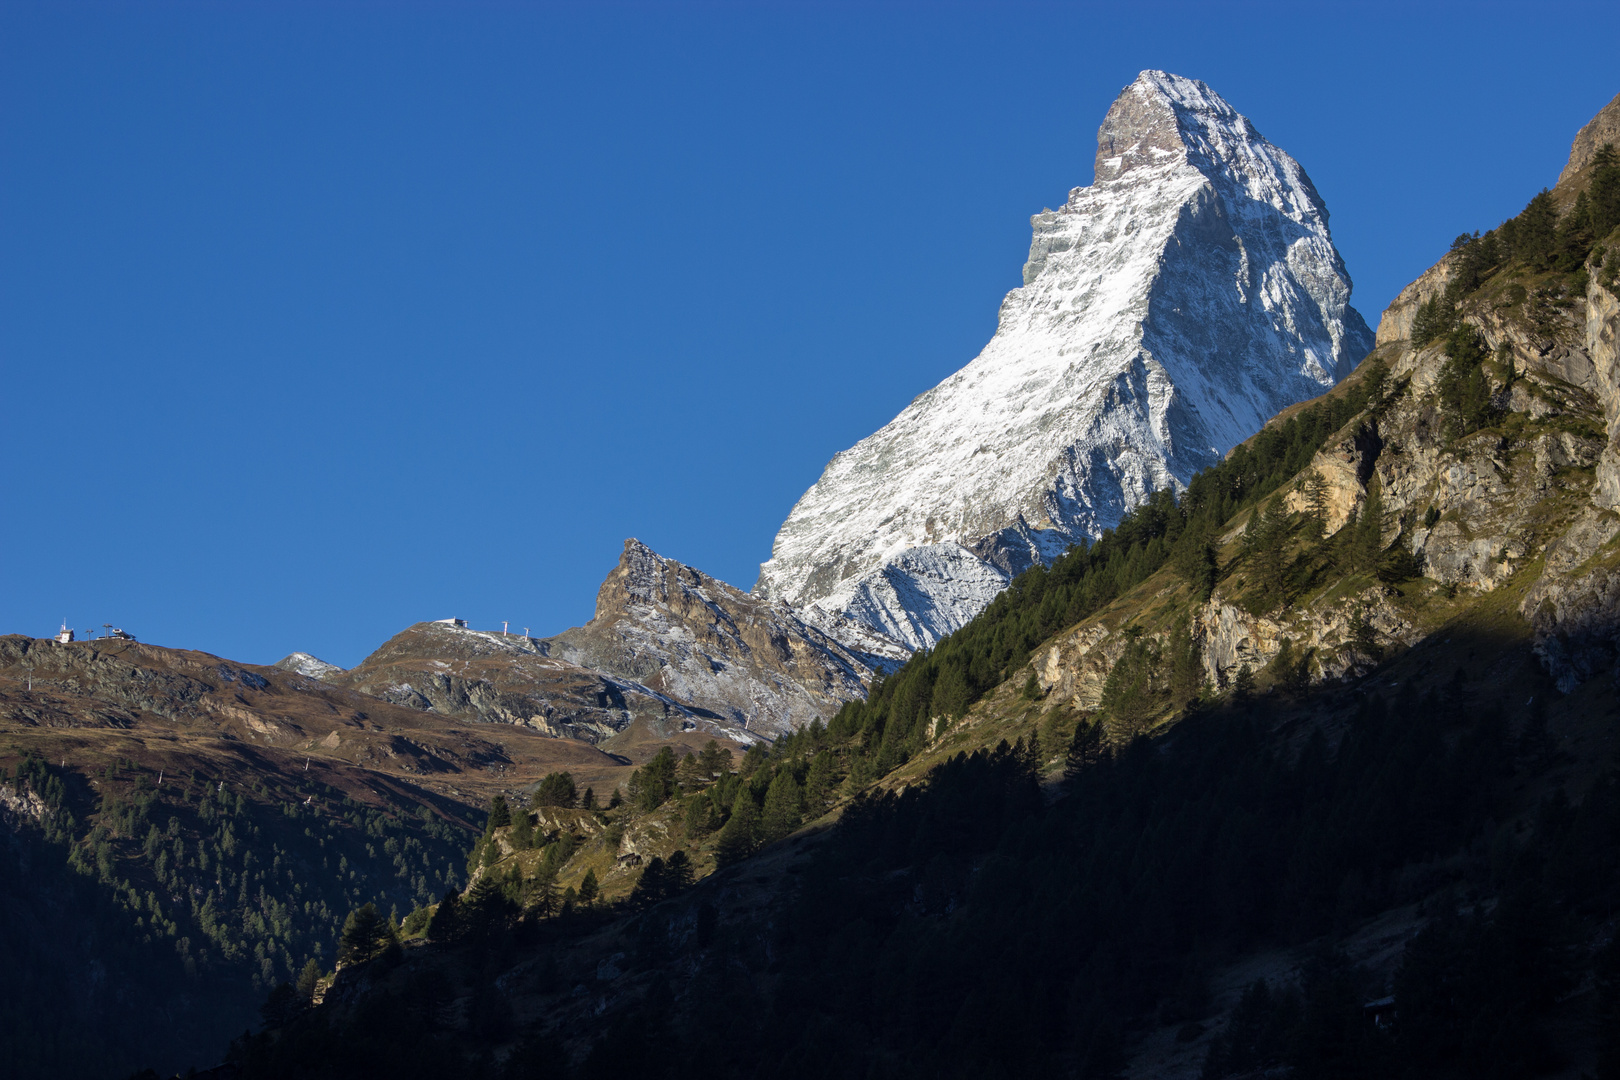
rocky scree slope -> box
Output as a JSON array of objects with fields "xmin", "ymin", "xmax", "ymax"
[{"xmin": 755, "ymin": 69, "xmax": 1374, "ymax": 655}]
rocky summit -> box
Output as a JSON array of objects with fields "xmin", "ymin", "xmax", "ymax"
[
  {"xmin": 540, "ymin": 539, "xmax": 876, "ymax": 740},
  {"xmin": 755, "ymin": 70, "xmax": 1374, "ymax": 653}
]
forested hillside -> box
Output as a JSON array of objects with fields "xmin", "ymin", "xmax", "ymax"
[{"xmin": 0, "ymin": 750, "xmax": 472, "ymax": 1078}]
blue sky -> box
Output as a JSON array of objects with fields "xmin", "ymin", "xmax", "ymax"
[{"xmin": 4, "ymin": 1, "xmax": 1618, "ymax": 667}]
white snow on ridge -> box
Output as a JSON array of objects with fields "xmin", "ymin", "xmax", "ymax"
[{"xmin": 754, "ymin": 70, "xmax": 1374, "ymax": 654}]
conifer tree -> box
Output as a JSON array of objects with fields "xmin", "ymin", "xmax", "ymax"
[
  {"xmin": 428, "ymin": 888, "xmax": 463, "ymax": 943},
  {"xmin": 1302, "ymin": 471, "xmax": 1330, "ymax": 542},
  {"xmin": 1558, "ymin": 189, "xmax": 1595, "ymax": 270},
  {"xmin": 1065, "ymin": 717, "xmax": 1104, "ymax": 778},
  {"xmin": 1232, "ymin": 663, "xmax": 1255, "ymax": 703},
  {"xmin": 700, "ymin": 740, "xmax": 732, "ymax": 781},
  {"xmin": 1244, "ymin": 500, "xmax": 1288, "ymax": 607},
  {"xmin": 675, "ymin": 752, "xmax": 705, "ymax": 790},
  {"xmin": 683, "ymin": 793, "xmax": 715, "ymax": 836},
  {"xmin": 666, "ymin": 849, "xmax": 693, "ymax": 893},
  {"xmin": 1021, "ymin": 668, "xmax": 1042, "ymax": 700},
  {"xmin": 338, "ymin": 902, "xmax": 389, "ymax": 965},
  {"xmin": 525, "ymin": 869, "xmax": 559, "ymax": 918},
  {"xmin": 487, "ymin": 794, "xmax": 511, "ymax": 830},
  {"xmin": 630, "ymin": 856, "xmax": 668, "ymax": 908},
  {"xmin": 1353, "ymin": 477, "xmax": 1385, "ymax": 573},
  {"xmin": 294, "ymin": 957, "xmax": 323, "ymax": 1005},
  {"xmin": 1515, "ymin": 189, "xmax": 1559, "ymax": 268},
  {"xmin": 1591, "ymin": 143, "xmax": 1620, "ymax": 245},
  {"xmin": 714, "ymin": 793, "xmax": 759, "ymax": 867},
  {"xmin": 803, "ymin": 750, "xmax": 836, "ymax": 819},
  {"xmin": 260, "ymin": 982, "xmax": 300, "ymax": 1029},
  {"xmin": 534, "ymin": 772, "xmax": 577, "ymax": 808},
  {"xmin": 760, "ymin": 770, "xmax": 804, "ymax": 845},
  {"xmin": 509, "ymin": 804, "xmax": 535, "ymax": 850},
  {"xmin": 578, "ymin": 868, "xmax": 599, "ymax": 907}
]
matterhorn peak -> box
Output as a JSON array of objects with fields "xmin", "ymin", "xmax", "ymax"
[{"xmin": 755, "ymin": 71, "xmax": 1374, "ymax": 654}]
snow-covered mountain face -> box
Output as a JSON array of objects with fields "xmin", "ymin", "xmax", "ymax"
[{"xmin": 755, "ymin": 70, "xmax": 1375, "ymax": 653}]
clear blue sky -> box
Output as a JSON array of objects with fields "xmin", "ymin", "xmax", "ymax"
[{"xmin": 4, "ymin": 1, "xmax": 1617, "ymax": 667}]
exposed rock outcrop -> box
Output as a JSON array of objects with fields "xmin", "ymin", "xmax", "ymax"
[
  {"xmin": 542, "ymin": 539, "xmax": 875, "ymax": 739},
  {"xmin": 337, "ymin": 618, "xmax": 732, "ymax": 746},
  {"xmin": 274, "ymin": 652, "xmax": 345, "ymax": 682}
]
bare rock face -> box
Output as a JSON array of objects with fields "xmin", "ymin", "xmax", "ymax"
[
  {"xmin": 339, "ymin": 541, "xmax": 875, "ymax": 748},
  {"xmin": 1555, "ymin": 91, "xmax": 1620, "ymax": 203},
  {"xmin": 338, "ymin": 619, "xmax": 731, "ymax": 746},
  {"xmin": 756, "ymin": 70, "xmax": 1373, "ymax": 655},
  {"xmin": 274, "ymin": 652, "xmax": 345, "ymax": 682},
  {"xmin": 541, "ymin": 539, "xmax": 874, "ymax": 739}
]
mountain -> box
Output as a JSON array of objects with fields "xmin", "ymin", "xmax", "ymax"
[
  {"xmin": 334, "ymin": 541, "xmax": 877, "ymax": 758},
  {"xmin": 754, "ymin": 70, "xmax": 1374, "ymax": 653},
  {"xmin": 539, "ymin": 539, "xmax": 876, "ymax": 740},
  {"xmin": 230, "ymin": 90, "xmax": 1620, "ymax": 1080}
]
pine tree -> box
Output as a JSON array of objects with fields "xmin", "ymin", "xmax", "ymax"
[
  {"xmin": 338, "ymin": 902, "xmax": 388, "ymax": 965},
  {"xmin": 682, "ymin": 794, "xmax": 715, "ymax": 836},
  {"xmin": 525, "ymin": 870, "xmax": 559, "ymax": 918},
  {"xmin": 578, "ymin": 868, "xmax": 599, "ymax": 907},
  {"xmin": 1302, "ymin": 471, "xmax": 1330, "ymax": 542},
  {"xmin": 580, "ymin": 787, "xmax": 596, "ymax": 811},
  {"xmin": 534, "ymin": 772, "xmax": 577, "ymax": 808},
  {"xmin": 1557, "ymin": 189, "xmax": 1595, "ymax": 270},
  {"xmin": 294, "ymin": 957, "xmax": 323, "ymax": 1004},
  {"xmin": 1515, "ymin": 189, "xmax": 1559, "ymax": 268},
  {"xmin": 630, "ymin": 856, "xmax": 669, "ymax": 908},
  {"xmin": 1354, "ymin": 477, "xmax": 1385, "ymax": 572},
  {"xmin": 1232, "ymin": 664, "xmax": 1255, "ymax": 703},
  {"xmin": 1591, "ymin": 143, "xmax": 1620, "ymax": 245},
  {"xmin": 1065, "ymin": 717, "xmax": 1104, "ymax": 778},
  {"xmin": 427, "ymin": 888, "xmax": 463, "ymax": 943},
  {"xmin": 1171, "ymin": 518, "xmax": 1220, "ymax": 601},
  {"xmin": 1021, "ymin": 668, "xmax": 1042, "ymax": 701},
  {"xmin": 700, "ymin": 740, "xmax": 732, "ymax": 781},
  {"xmin": 714, "ymin": 794, "xmax": 759, "ymax": 867},
  {"xmin": 487, "ymin": 794, "xmax": 511, "ymax": 830},
  {"xmin": 803, "ymin": 750, "xmax": 836, "ymax": 819},
  {"xmin": 666, "ymin": 850, "xmax": 693, "ymax": 892},
  {"xmin": 260, "ymin": 982, "xmax": 300, "ymax": 1029},
  {"xmin": 759, "ymin": 770, "xmax": 804, "ymax": 845},
  {"xmin": 509, "ymin": 805, "xmax": 535, "ymax": 850},
  {"xmin": 675, "ymin": 752, "xmax": 705, "ymax": 790},
  {"xmin": 1411, "ymin": 294, "xmax": 1457, "ymax": 347},
  {"xmin": 1244, "ymin": 500, "xmax": 1288, "ymax": 607},
  {"xmin": 1438, "ymin": 325, "xmax": 1496, "ymax": 437}
]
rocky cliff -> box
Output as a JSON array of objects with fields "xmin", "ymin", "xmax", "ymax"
[
  {"xmin": 755, "ymin": 70, "xmax": 1374, "ymax": 654},
  {"xmin": 541, "ymin": 539, "xmax": 875, "ymax": 739}
]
